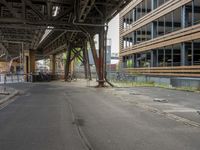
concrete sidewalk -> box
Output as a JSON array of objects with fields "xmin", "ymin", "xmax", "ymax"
[
  {"xmin": 60, "ymin": 79, "xmax": 200, "ymax": 126},
  {"xmin": 0, "ymin": 86, "xmax": 19, "ymax": 106},
  {"xmin": 105, "ymin": 87, "xmax": 200, "ymax": 127},
  {"xmin": 62, "ymin": 81, "xmax": 200, "ymax": 150}
]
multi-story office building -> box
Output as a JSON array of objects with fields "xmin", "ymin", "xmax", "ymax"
[{"xmin": 119, "ymin": 0, "xmax": 200, "ymax": 77}]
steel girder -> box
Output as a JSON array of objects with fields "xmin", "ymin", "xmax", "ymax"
[{"xmin": 0, "ymin": 0, "xmax": 131, "ymax": 86}]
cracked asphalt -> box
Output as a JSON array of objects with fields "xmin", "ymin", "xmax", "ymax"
[{"xmin": 0, "ymin": 81, "xmax": 200, "ymax": 150}]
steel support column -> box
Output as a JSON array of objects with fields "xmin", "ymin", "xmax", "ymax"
[
  {"xmin": 82, "ymin": 46, "xmax": 88, "ymax": 79},
  {"xmin": 83, "ymin": 41, "xmax": 91, "ymax": 80},
  {"xmin": 98, "ymin": 27, "xmax": 106, "ymax": 87},
  {"xmin": 50, "ymin": 54, "xmax": 56, "ymax": 75},
  {"xmin": 88, "ymin": 27, "xmax": 107, "ymax": 87},
  {"xmin": 85, "ymin": 41, "xmax": 92, "ymax": 80},
  {"xmin": 65, "ymin": 43, "xmax": 72, "ymax": 81},
  {"xmin": 89, "ymin": 35, "xmax": 100, "ymax": 78}
]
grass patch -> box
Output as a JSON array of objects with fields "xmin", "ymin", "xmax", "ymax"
[
  {"xmin": 110, "ymin": 80, "xmax": 155, "ymax": 88},
  {"xmin": 109, "ymin": 80, "xmax": 200, "ymax": 92}
]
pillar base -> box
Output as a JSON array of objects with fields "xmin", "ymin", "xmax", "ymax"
[{"xmin": 96, "ymin": 80, "xmax": 106, "ymax": 88}]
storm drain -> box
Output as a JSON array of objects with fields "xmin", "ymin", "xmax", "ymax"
[{"xmin": 153, "ymin": 98, "xmax": 168, "ymax": 103}]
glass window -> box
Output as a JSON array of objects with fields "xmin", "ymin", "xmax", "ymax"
[
  {"xmin": 185, "ymin": 2, "xmax": 193, "ymax": 27},
  {"xmin": 146, "ymin": 23, "xmax": 152, "ymax": 40},
  {"xmin": 158, "ymin": 16, "xmax": 165, "ymax": 36},
  {"xmin": 173, "ymin": 44, "xmax": 181, "ymax": 66},
  {"xmin": 147, "ymin": 0, "xmax": 151, "ymax": 12},
  {"xmin": 158, "ymin": 48, "xmax": 164, "ymax": 67},
  {"xmin": 185, "ymin": 42, "xmax": 193, "ymax": 66},
  {"xmin": 165, "ymin": 13, "xmax": 173, "ymax": 34},
  {"xmin": 173, "ymin": 8, "xmax": 182, "ymax": 31},
  {"xmin": 165, "ymin": 46, "xmax": 173, "ymax": 66},
  {"xmin": 194, "ymin": 0, "xmax": 200, "ymax": 24},
  {"xmin": 158, "ymin": 0, "xmax": 165, "ymax": 7},
  {"xmin": 193, "ymin": 39, "xmax": 200, "ymax": 65}
]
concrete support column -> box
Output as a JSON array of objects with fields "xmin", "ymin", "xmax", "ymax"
[
  {"xmin": 23, "ymin": 50, "xmax": 35, "ymax": 74},
  {"xmin": 49, "ymin": 54, "xmax": 55, "ymax": 75},
  {"xmin": 23, "ymin": 50, "xmax": 35, "ymax": 81}
]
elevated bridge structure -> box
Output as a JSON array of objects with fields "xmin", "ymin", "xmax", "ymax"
[{"xmin": 0, "ymin": 0, "xmax": 131, "ymax": 86}]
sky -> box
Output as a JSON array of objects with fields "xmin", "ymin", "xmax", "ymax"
[{"xmin": 107, "ymin": 14, "xmax": 119, "ymax": 54}]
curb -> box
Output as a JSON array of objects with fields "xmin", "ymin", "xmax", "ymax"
[{"xmin": 0, "ymin": 90, "xmax": 19, "ymax": 105}]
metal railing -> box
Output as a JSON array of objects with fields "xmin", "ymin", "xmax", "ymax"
[{"xmin": 0, "ymin": 73, "xmax": 25, "ymax": 84}]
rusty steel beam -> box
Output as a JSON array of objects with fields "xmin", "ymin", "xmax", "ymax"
[
  {"xmin": 82, "ymin": 45, "xmax": 88, "ymax": 79},
  {"xmin": 72, "ymin": 49, "xmax": 83, "ymax": 62},
  {"xmin": 89, "ymin": 34, "xmax": 99, "ymax": 79},
  {"xmin": 79, "ymin": 0, "xmax": 95, "ymax": 22},
  {"xmin": 85, "ymin": 41, "xmax": 92, "ymax": 80},
  {"xmin": 0, "ymin": 0, "xmax": 132, "ymax": 86},
  {"xmin": 98, "ymin": 27, "xmax": 105, "ymax": 87},
  {"xmin": 25, "ymin": 0, "xmax": 45, "ymax": 20},
  {"xmin": 70, "ymin": 49, "xmax": 82, "ymax": 62},
  {"xmin": 0, "ymin": 0, "xmax": 20, "ymax": 18}
]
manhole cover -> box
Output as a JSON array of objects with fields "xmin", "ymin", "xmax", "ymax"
[{"xmin": 153, "ymin": 98, "xmax": 168, "ymax": 103}]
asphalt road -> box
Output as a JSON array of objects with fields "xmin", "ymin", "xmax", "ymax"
[
  {"xmin": 0, "ymin": 81, "xmax": 200, "ymax": 150},
  {"xmin": 0, "ymin": 83, "xmax": 85, "ymax": 150}
]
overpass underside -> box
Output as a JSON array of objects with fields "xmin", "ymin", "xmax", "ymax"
[{"xmin": 0, "ymin": 0, "xmax": 131, "ymax": 87}]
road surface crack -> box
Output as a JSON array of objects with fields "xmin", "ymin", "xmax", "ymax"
[{"xmin": 65, "ymin": 96, "xmax": 94, "ymax": 150}]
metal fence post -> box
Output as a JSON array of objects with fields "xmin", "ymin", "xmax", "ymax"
[{"xmin": 3, "ymin": 74, "xmax": 7, "ymax": 92}]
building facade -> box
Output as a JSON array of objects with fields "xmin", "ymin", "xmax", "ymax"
[{"xmin": 119, "ymin": 0, "xmax": 200, "ymax": 77}]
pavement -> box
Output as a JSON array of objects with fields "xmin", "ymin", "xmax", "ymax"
[
  {"xmin": 0, "ymin": 85, "xmax": 19, "ymax": 106},
  {"xmin": 0, "ymin": 80, "xmax": 200, "ymax": 150},
  {"xmin": 106, "ymin": 87, "xmax": 200, "ymax": 125}
]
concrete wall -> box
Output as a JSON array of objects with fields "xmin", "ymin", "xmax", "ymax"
[
  {"xmin": 109, "ymin": 72, "xmax": 200, "ymax": 89},
  {"xmin": 134, "ymin": 75, "xmax": 200, "ymax": 89},
  {"xmin": 171, "ymin": 78, "xmax": 200, "ymax": 88}
]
